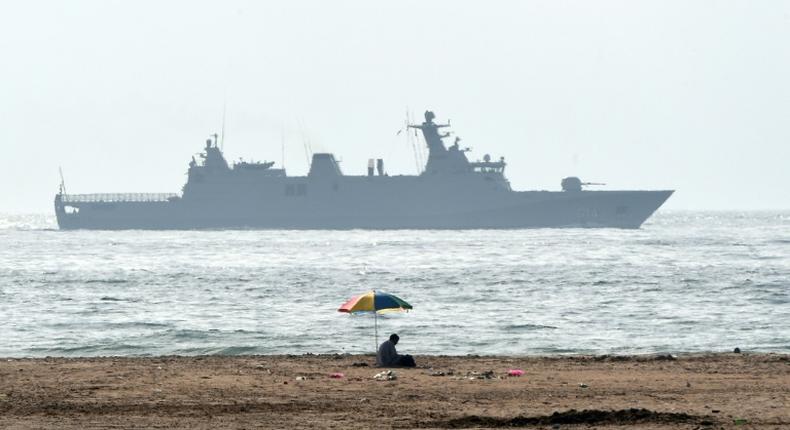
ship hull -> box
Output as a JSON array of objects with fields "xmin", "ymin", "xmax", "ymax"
[{"xmin": 54, "ymin": 189, "xmax": 673, "ymax": 230}]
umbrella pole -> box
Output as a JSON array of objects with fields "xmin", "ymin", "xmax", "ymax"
[{"xmin": 374, "ymin": 311, "xmax": 378, "ymax": 354}]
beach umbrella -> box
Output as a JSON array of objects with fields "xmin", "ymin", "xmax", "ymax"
[{"xmin": 338, "ymin": 290, "xmax": 412, "ymax": 352}]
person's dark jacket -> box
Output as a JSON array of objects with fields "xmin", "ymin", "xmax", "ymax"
[{"xmin": 376, "ymin": 339, "xmax": 399, "ymax": 366}]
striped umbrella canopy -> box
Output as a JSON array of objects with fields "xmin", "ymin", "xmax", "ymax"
[
  {"xmin": 338, "ymin": 290, "xmax": 413, "ymax": 314},
  {"xmin": 338, "ymin": 290, "xmax": 412, "ymax": 352}
]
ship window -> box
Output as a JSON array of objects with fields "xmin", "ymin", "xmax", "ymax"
[{"xmin": 285, "ymin": 183, "xmax": 307, "ymax": 196}]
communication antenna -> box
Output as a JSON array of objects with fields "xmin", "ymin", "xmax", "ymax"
[
  {"xmin": 58, "ymin": 166, "xmax": 67, "ymax": 195},
  {"xmin": 280, "ymin": 129, "xmax": 286, "ymax": 169},
  {"xmin": 220, "ymin": 102, "xmax": 227, "ymax": 152},
  {"xmin": 406, "ymin": 108, "xmax": 421, "ymax": 174},
  {"xmin": 304, "ymin": 137, "xmax": 315, "ymax": 168},
  {"xmin": 408, "ymin": 109, "xmax": 425, "ymax": 174},
  {"xmin": 297, "ymin": 118, "xmax": 312, "ymax": 168},
  {"xmin": 302, "ymin": 138, "xmax": 311, "ymax": 167}
]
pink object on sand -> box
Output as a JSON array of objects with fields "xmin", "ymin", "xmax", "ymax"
[
  {"xmin": 329, "ymin": 372, "xmax": 345, "ymax": 379},
  {"xmin": 507, "ymin": 369, "xmax": 525, "ymax": 377}
]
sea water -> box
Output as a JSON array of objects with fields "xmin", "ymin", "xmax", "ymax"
[{"xmin": 0, "ymin": 211, "xmax": 788, "ymax": 357}]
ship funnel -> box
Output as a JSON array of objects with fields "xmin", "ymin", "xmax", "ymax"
[{"xmin": 309, "ymin": 153, "xmax": 343, "ymax": 177}]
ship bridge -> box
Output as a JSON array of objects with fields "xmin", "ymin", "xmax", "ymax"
[{"xmin": 409, "ymin": 111, "xmax": 510, "ymax": 191}]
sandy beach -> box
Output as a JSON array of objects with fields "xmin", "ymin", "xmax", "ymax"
[{"xmin": 0, "ymin": 353, "xmax": 787, "ymax": 429}]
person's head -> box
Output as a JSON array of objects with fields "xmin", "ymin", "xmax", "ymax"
[{"xmin": 389, "ymin": 333, "xmax": 399, "ymax": 345}]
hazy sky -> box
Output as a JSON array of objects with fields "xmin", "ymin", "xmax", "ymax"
[{"xmin": 2, "ymin": 0, "xmax": 789, "ymax": 213}]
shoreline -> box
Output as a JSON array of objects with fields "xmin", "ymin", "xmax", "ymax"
[
  {"xmin": 5, "ymin": 348, "xmax": 787, "ymax": 359},
  {"xmin": 1, "ymin": 353, "xmax": 788, "ymax": 429},
  {"xmin": 3, "ymin": 351, "xmax": 786, "ymax": 361}
]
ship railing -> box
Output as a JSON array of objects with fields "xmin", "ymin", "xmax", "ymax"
[{"xmin": 60, "ymin": 193, "xmax": 180, "ymax": 203}]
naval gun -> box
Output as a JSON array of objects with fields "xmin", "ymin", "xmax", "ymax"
[{"xmin": 561, "ymin": 177, "xmax": 606, "ymax": 192}]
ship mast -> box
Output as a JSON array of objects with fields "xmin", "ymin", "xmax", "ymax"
[{"xmin": 58, "ymin": 167, "xmax": 67, "ymax": 195}]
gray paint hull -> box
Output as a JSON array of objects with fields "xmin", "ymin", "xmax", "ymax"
[
  {"xmin": 55, "ymin": 188, "xmax": 673, "ymax": 230},
  {"xmin": 54, "ymin": 111, "xmax": 673, "ymax": 230}
]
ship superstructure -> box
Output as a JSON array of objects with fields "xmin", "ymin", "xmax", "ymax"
[{"xmin": 55, "ymin": 111, "xmax": 672, "ymax": 229}]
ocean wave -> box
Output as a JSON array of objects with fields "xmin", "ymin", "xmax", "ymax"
[
  {"xmin": 504, "ymin": 323, "xmax": 558, "ymax": 330},
  {"xmin": 1, "ymin": 211, "xmax": 788, "ymax": 357},
  {"xmin": 24, "ymin": 343, "xmax": 150, "ymax": 356}
]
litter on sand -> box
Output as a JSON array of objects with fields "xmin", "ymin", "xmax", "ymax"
[
  {"xmin": 458, "ymin": 370, "xmax": 496, "ymax": 380},
  {"xmin": 374, "ymin": 370, "xmax": 397, "ymax": 381},
  {"xmin": 507, "ymin": 369, "xmax": 525, "ymax": 377}
]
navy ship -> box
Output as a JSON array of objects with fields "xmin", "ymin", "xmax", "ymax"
[{"xmin": 54, "ymin": 111, "xmax": 673, "ymax": 229}]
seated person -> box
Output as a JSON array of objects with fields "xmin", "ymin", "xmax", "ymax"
[{"xmin": 376, "ymin": 333, "xmax": 416, "ymax": 367}]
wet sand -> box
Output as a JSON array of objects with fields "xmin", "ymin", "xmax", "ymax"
[{"xmin": 0, "ymin": 353, "xmax": 787, "ymax": 429}]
